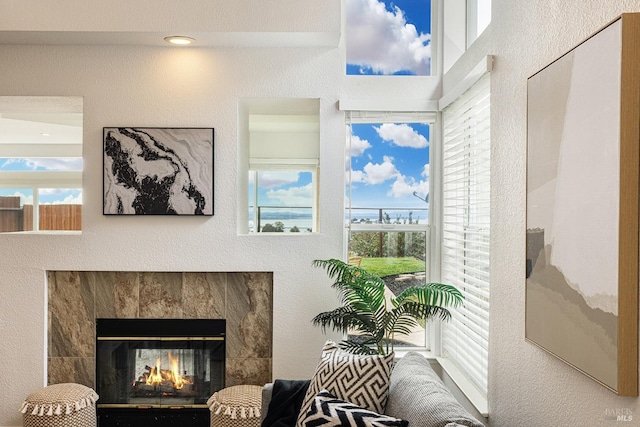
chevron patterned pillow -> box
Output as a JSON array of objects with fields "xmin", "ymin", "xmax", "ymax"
[
  {"xmin": 301, "ymin": 390, "xmax": 408, "ymax": 427},
  {"xmin": 296, "ymin": 341, "xmax": 395, "ymax": 427}
]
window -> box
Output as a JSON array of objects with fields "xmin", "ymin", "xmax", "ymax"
[
  {"xmin": 249, "ymin": 168, "xmax": 316, "ymax": 233},
  {"xmin": 346, "ymin": 0, "xmax": 432, "ymax": 75},
  {"xmin": 0, "ymin": 96, "xmax": 83, "ymax": 233},
  {"xmin": 239, "ymin": 98, "xmax": 320, "ymax": 234},
  {"xmin": 345, "ymin": 111, "xmax": 435, "ymax": 349},
  {"xmin": 443, "ymin": 0, "xmax": 492, "ymax": 73},
  {"xmin": 467, "ymin": 0, "xmax": 492, "ymax": 47},
  {"xmin": 440, "ymin": 74, "xmax": 490, "ymax": 395}
]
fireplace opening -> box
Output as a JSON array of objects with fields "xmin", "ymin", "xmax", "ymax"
[{"xmin": 96, "ymin": 318, "xmax": 225, "ymax": 427}]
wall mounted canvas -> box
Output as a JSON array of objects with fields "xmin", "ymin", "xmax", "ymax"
[
  {"xmin": 526, "ymin": 14, "xmax": 639, "ymax": 396},
  {"xmin": 103, "ymin": 127, "xmax": 214, "ymax": 215}
]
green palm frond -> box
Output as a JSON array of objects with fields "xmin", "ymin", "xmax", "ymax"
[
  {"xmin": 394, "ymin": 283, "xmax": 463, "ymax": 308},
  {"xmin": 311, "ymin": 306, "xmax": 375, "ymax": 334},
  {"xmin": 339, "ymin": 339, "xmax": 380, "ymax": 355},
  {"xmin": 313, "ymin": 259, "xmax": 386, "ymax": 312},
  {"xmin": 312, "ymin": 258, "xmax": 464, "ymax": 355},
  {"xmin": 341, "ymin": 280, "xmax": 385, "ymax": 313}
]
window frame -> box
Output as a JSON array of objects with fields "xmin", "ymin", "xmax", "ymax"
[
  {"xmin": 344, "ymin": 110, "xmax": 437, "ymax": 351},
  {"xmin": 0, "ymin": 170, "xmax": 82, "ymax": 233}
]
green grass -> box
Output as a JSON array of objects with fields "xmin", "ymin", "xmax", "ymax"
[{"xmin": 359, "ymin": 257, "xmax": 425, "ymax": 278}]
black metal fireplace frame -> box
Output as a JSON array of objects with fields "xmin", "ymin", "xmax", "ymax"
[{"xmin": 95, "ymin": 318, "xmax": 225, "ymax": 427}]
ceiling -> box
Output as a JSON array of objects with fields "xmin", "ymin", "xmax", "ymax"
[{"xmin": 0, "ymin": 97, "xmax": 83, "ymax": 151}]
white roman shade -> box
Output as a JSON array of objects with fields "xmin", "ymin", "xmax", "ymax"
[{"xmin": 249, "ymin": 114, "xmax": 319, "ymax": 169}]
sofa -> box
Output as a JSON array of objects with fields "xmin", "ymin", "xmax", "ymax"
[{"xmin": 260, "ymin": 349, "xmax": 485, "ymax": 427}]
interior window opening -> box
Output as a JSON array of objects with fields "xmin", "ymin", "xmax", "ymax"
[{"xmin": 0, "ymin": 96, "xmax": 83, "ymax": 233}]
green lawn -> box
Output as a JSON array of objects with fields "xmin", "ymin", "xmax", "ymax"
[{"xmin": 359, "ymin": 257, "xmax": 425, "ymax": 278}]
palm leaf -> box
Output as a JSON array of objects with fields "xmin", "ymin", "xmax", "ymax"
[
  {"xmin": 394, "ymin": 283, "xmax": 463, "ymax": 309},
  {"xmin": 311, "ymin": 259, "xmax": 464, "ymax": 355},
  {"xmin": 313, "ymin": 259, "xmax": 386, "ymax": 312},
  {"xmin": 312, "ymin": 306, "xmax": 375, "ymax": 334},
  {"xmin": 340, "ymin": 339, "xmax": 380, "ymax": 355}
]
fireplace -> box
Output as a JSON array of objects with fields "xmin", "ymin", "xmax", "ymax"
[{"xmin": 95, "ymin": 318, "xmax": 225, "ymax": 427}]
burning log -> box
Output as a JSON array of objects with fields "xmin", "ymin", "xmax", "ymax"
[{"xmin": 133, "ymin": 357, "xmax": 195, "ymax": 393}]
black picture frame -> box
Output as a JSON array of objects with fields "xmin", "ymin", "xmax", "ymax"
[{"xmin": 103, "ymin": 127, "xmax": 214, "ymax": 216}]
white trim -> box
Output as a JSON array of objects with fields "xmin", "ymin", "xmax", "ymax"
[
  {"xmin": 439, "ymin": 55, "xmax": 493, "ymax": 110},
  {"xmin": 338, "ymin": 99, "xmax": 439, "ymax": 113},
  {"xmin": 0, "ymin": 143, "xmax": 81, "ymax": 157},
  {"xmin": 437, "ymin": 356, "xmax": 489, "ymax": 418},
  {"xmin": 249, "ymin": 158, "xmax": 319, "ymax": 168},
  {"xmin": 0, "ymin": 171, "xmax": 82, "ymax": 187},
  {"xmin": 349, "ymin": 223, "xmax": 429, "ymax": 232}
]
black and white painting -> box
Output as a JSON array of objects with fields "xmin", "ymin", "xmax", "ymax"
[{"xmin": 103, "ymin": 127, "xmax": 214, "ymax": 215}]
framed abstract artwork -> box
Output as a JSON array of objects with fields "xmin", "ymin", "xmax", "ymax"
[
  {"xmin": 103, "ymin": 127, "xmax": 214, "ymax": 215},
  {"xmin": 526, "ymin": 14, "xmax": 639, "ymax": 396}
]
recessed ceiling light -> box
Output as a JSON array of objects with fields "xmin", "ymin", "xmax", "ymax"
[
  {"xmin": 41, "ymin": 133, "xmax": 51, "ymax": 136},
  {"xmin": 164, "ymin": 36, "xmax": 195, "ymax": 46}
]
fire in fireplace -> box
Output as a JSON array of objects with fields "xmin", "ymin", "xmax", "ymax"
[{"xmin": 95, "ymin": 318, "xmax": 225, "ymax": 427}]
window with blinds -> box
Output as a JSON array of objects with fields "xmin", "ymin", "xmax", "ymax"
[{"xmin": 440, "ymin": 73, "xmax": 490, "ymax": 395}]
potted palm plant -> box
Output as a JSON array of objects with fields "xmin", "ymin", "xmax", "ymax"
[{"xmin": 312, "ymin": 258, "xmax": 463, "ymax": 355}]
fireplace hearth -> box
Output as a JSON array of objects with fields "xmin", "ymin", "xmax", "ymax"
[{"xmin": 96, "ymin": 318, "xmax": 225, "ymax": 427}]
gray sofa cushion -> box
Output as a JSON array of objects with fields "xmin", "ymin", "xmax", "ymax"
[{"xmin": 385, "ymin": 352, "xmax": 484, "ymax": 427}]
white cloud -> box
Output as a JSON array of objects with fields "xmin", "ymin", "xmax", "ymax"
[
  {"xmin": 349, "ymin": 170, "xmax": 367, "ymax": 183},
  {"xmin": 387, "ymin": 162, "xmax": 429, "ymax": 199},
  {"xmin": 5, "ymin": 190, "xmax": 33, "ymax": 205},
  {"xmin": 388, "ymin": 174, "xmax": 429, "ymax": 199},
  {"xmin": 21, "ymin": 158, "xmax": 83, "ymax": 171},
  {"xmin": 375, "ymin": 123, "xmax": 428, "ymax": 148},
  {"xmin": 266, "ymin": 183, "xmax": 312, "ymax": 206},
  {"xmin": 37, "ymin": 188, "xmax": 82, "ymax": 205},
  {"xmin": 359, "ymin": 156, "xmax": 399, "ymax": 185},
  {"xmin": 346, "ymin": 127, "xmax": 372, "ymax": 157},
  {"xmin": 422, "ymin": 163, "xmax": 430, "ymax": 178},
  {"xmin": 347, "ymin": 0, "xmax": 431, "ymax": 75},
  {"xmin": 257, "ymin": 171, "xmax": 300, "ymax": 189}
]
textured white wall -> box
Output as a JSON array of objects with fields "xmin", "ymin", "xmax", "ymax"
[
  {"xmin": 8, "ymin": 1, "xmax": 639, "ymax": 426},
  {"xmin": 0, "ymin": 44, "xmax": 350, "ymax": 426},
  {"xmin": 0, "ymin": 34, "xmax": 440, "ymax": 427},
  {"xmin": 490, "ymin": 0, "xmax": 640, "ymax": 425}
]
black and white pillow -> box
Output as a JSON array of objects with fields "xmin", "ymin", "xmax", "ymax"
[
  {"xmin": 301, "ymin": 390, "xmax": 408, "ymax": 427},
  {"xmin": 296, "ymin": 341, "xmax": 395, "ymax": 427}
]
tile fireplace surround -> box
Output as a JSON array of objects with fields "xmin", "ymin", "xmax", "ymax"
[{"xmin": 47, "ymin": 271, "xmax": 273, "ymax": 389}]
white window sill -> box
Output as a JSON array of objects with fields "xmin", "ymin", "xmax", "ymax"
[
  {"xmin": 392, "ymin": 350, "xmax": 488, "ymax": 418},
  {"xmin": 0, "ymin": 230, "xmax": 81, "ymax": 235},
  {"xmin": 436, "ymin": 357, "xmax": 489, "ymax": 418}
]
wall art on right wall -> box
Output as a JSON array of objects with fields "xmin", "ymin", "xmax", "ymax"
[{"xmin": 526, "ymin": 13, "xmax": 639, "ymax": 396}]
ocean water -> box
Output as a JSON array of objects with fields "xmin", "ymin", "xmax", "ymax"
[{"xmin": 249, "ymin": 208, "xmax": 429, "ymax": 232}]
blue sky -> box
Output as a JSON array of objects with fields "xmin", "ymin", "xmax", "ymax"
[
  {"xmin": 250, "ymin": 170, "xmax": 313, "ymax": 209},
  {"xmin": 0, "ymin": 157, "xmax": 83, "ymax": 205},
  {"xmin": 249, "ymin": 122, "xmax": 431, "ymax": 224},
  {"xmin": 348, "ymin": 122, "xmax": 430, "ymax": 218},
  {"xmin": 347, "ymin": 0, "xmax": 432, "ymax": 75}
]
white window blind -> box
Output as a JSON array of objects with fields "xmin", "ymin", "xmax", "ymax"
[{"xmin": 440, "ymin": 73, "xmax": 490, "ymax": 395}]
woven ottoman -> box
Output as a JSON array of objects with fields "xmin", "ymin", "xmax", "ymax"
[
  {"xmin": 207, "ymin": 385, "xmax": 262, "ymax": 427},
  {"xmin": 19, "ymin": 383, "xmax": 98, "ymax": 427}
]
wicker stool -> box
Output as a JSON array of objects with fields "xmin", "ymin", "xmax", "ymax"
[
  {"xmin": 19, "ymin": 383, "xmax": 98, "ymax": 427},
  {"xmin": 207, "ymin": 385, "xmax": 262, "ymax": 427}
]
